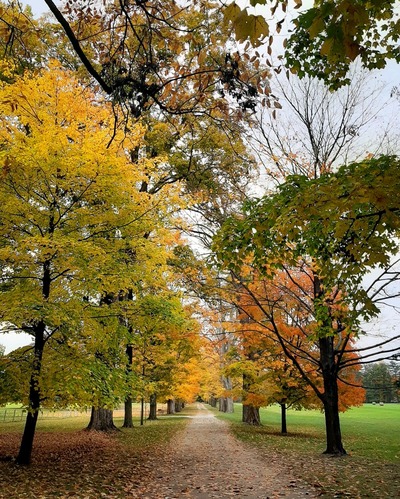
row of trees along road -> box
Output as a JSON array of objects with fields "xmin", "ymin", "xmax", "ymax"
[
  {"xmin": 0, "ymin": 0, "xmax": 259, "ymax": 465},
  {"xmin": 0, "ymin": 0, "xmax": 399, "ymax": 463}
]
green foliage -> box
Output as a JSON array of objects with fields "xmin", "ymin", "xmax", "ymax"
[
  {"xmin": 362, "ymin": 362, "xmax": 398, "ymax": 403},
  {"xmin": 224, "ymin": 0, "xmax": 400, "ymax": 89},
  {"xmin": 285, "ymin": 0, "xmax": 400, "ymax": 89},
  {"xmin": 223, "ymin": 3, "xmax": 269, "ymax": 47},
  {"xmin": 214, "ymin": 156, "xmax": 400, "ymax": 331}
]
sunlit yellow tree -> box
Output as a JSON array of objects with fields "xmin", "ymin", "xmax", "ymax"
[{"xmin": 0, "ymin": 63, "xmax": 162, "ymax": 464}]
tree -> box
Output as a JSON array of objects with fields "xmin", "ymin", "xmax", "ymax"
[
  {"xmin": 285, "ymin": 0, "xmax": 400, "ymax": 89},
  {"xmin": 123, "ymin": 293, "xmax": 200, "ymax": 422},
  {"xmin": 362, "ymin": 363, "xmax": 396, "ymax": 403},
  {"xmin": 223, "ymin": 0, "xmax": 400, "ymax": 90},
  {"xmin": 0, "ymin": 64, "xmax": 161, "ymax": 464},
  {"xmin": 248, "ymin": 70, "xmax": 397, "ymax": 184},
  {"xmin": 214, "ymin": 156, "xmax": 400, "ymax": 454},
  {"xmin": 221, "ymin": 266, "xmax": 364, "ymax": 433},
  {"xmin": 26, "ymin": 0, "xmax": 271, "ymax": 120}
]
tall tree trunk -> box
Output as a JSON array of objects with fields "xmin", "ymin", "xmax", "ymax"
[
  {"xmin": 87, "ymin": 407, "xmax": 118, "ymax": 431},
  {"xmin": 242, "ymin": 404, "xmax": 261, "ymax": 425},
  {"xmin": 209, "ymin": 396, "xmax": 217, "ymax": 408},
  {"xmin": 147, "ymin": 393, "xmax": 157, "ymax": 420},
  {"xmin": 280, "ymin": 403, "xmax": 287, "ymax": 434},
  {"xmin": 219, "ymin": 397, "xmax": 227, "ymax": 412},
  {"xmin": 175, "ymin": 399, "xmax": 183, "ymax": 412},
  {"xmin": 140, "ymin": 397, "xmax": 145, "ymax": 425},
  {"xmin": 16, "ymin": 321, "xmax": 45, "ymax": 465},
  {"xmin": 242, "ymin": 372, "xmax": 261, "ymax": 425},
  {"xmin": 219, "ymin": 376, "xmax": 234, "ymax": 413},
  {"xmin": 167, "ymin": 399, "xmax": 175, "ymax": 414},
  {"xmin": 17, "ymin": 261, "xmax": 51, "ymax": 465},
  {"xmin": 122, "ymin": 396, "xmax": 133, "ymax": 428},
  {"xmin": 122, "ymin": 344, "xmax": 134, "ymax": 428},
  {"xmin": 320, "ymin": 336, "xmax": 346, "ymax": 455},
  {"xmin": 219, "ymin": 396, "xmax": 234, "ymax": 412}
]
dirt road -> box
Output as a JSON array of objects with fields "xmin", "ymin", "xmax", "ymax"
[{"xmin": 150, "ymin": 404, "xmax": 316, "ymax": 498}]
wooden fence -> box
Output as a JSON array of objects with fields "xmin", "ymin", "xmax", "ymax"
[{"xmin": 0, "ymin": 408, "xmax": 83, "ymax": 423}]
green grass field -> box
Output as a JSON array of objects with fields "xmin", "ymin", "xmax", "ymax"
[
  {"xmin": 214, "ymin": 403, "xmax": 399, "ymax": 462},
  {"xmin": 213, "ymin": 403, "xmax": 400, "ymax": 497}
]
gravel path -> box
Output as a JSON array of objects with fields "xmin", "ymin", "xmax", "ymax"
[{"xmin": 151, "ymin": 403, "xmax": 316, "ymax": 498}]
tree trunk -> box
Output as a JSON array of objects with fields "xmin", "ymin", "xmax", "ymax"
[
  {"xmin": 209, "ymin": 396, "xmax": 217, "ymax": 408},
  {"xmin": 280, "ymin": 403, "xmax": 287, "ymax": 434},
  {"xmin": 122, "ymin": 396, "xmax": 133, "ymax": 428},
  {"xmin": 17, "ymin": 261, "xmax": 51, "ymax": 465},
  {"xmin": 122, "ymin": 344, "xmax": 134, "ymax": 428},
  {"xmin": 242, "ymin": 404, "xmax": 261, "ymax": 425},
  {"xmin": 219, "ymin": 376, "xmax": 234, "ymax": 413},
  {"xmin": 16, "ymin": 321, "xmax": 45, "ymax": 465},
  {"xmin": 219, "ymin": 397, "xmax": 227, "ymax": 412},
  {"xmin": 140, "ymin": 397, "xmax": 145, "ymax": 425},
  {"xmin": 167, "ymin": 399, "xmax": 175, "ymax": 414},
  {"xmin": 218, "ymin": 397, "xmax": 234, "ymax": 413},
  {"xmin": 175, "ymin": 399, "xmax": 183, "ymax": 412},
  {"xmin": 147, "ymin": 393, "xmax": 157, "ymax": 420},
  {"xmin": 320, "ymin": 336, "xmax": 346, "ymax": 455},
  {"xmin": 87, "ymin": 407, "xmax": 118, "ymax": 431},
  {"xmin": 242, "ymin": 372, "xmax": 261, "ymax": 425}
]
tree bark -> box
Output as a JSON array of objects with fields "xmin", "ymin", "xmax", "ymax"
[
  {"xmin": 219, "ymin": 375, "xmax": 234, "ymax": 413},
  {"xmin": 87, "ymin": 407, "xmax": 118, "ymax": 431},
  {"xmin": 122, "ymin": 396, "xmax": 133, "ymax": 428},
  {"xmin": 167, "ymin": 399, "xmax": 175, "ymax": 414},
  {"xmin": 147, "ymin": 393, "xmax": 157, "ymax": 420},
  {"xmin": 17, "ymin": 260, "xmax": 52, "ymax": 465},
  {"xmin": 209, "ymin": 396, "xmax": 217, "ymax": 408},
  {"xmin": 242, "ymin": 404, "xmax": 261, "ymax": 425},
  {"xmin": 16, "ymin": 321, "xmax": 45, "ymax": 465},
  {"xmin": 320, "ymin": 336, "xmax": 346, "ymax": 455},
  {"xmin": 122, "ymin": 344, "xmax": 134, "ymax": 428},
  {"xmin": 242, "ymin": 372, "xmax": 261, "ymax": 425},
  {"xmin": 175, "ymin": 399, "xmax": 183, "ymax": 412},
  {"xmin": 280, "ymin": 403, "xmax": 287, "ymax": 434}
]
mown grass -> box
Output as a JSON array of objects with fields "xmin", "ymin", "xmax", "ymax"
[
  {"xmin": 215, "ymin": 403, "xmax": 400, "ymax": 461},
  {"xmin": 0, "ymin": 403, "xmax": 188, "ymax": 440},
  {"xmin": 213, "ymin": 403, "xmax": 400, "ymax": 497}
]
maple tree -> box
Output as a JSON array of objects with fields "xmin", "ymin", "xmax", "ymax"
[
  {"xmin": 0, "ymin": 63, "xmax": 170, "ymax": 463},
  {"xmin": 223, "ymin": 0, "xmax": 400, "ymax": 89},
  {"xmin": 214, "ymin": 155, "xmax": 400, "ymax": 453},
  {"xmin": 221, "ymin": 265, "xmax": 365, "ymax": 432}
]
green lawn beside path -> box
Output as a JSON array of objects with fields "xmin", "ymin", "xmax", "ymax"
[{"xmin": 214, "ymin": 403, "xmax": 400, "ymax": 497}]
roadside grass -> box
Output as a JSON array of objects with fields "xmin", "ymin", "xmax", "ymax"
[
  {"xmin": 214, "ymin": 403, "xmax": 400, "ymax": 498},
  {"xmin": 0, "ymin": 404, "xmax": 189, "ymax": 498}
]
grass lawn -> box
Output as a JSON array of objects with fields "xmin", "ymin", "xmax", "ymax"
[{"xmin": 213, "ymin": 403, "xmax": 400, "ymax": 498}]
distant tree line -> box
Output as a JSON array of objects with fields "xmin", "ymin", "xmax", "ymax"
[{"xmin": 362, "ymin": 362, "xmax": 400, "ymax": 404}]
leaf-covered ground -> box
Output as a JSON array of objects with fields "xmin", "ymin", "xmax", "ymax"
[
  {"xmin": 1, "ymin": 405, "xmax": 314, "ymax": 498},
  {"xmin": 229, "ymin": 424, "xmax": 400, "ymax": 498},
  {"xmin": 0, "ymin": 430, "xmax": 159, "ymax": 498},
  {"xmin": 1, "ymin": 405, "xmax": 397, "ymax": 498}
]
